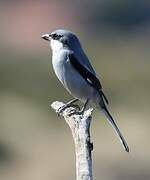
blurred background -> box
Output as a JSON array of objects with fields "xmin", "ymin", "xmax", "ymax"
[{"xmin": 0, "ymin": 0, "xmax": 150, "ymax": 180}]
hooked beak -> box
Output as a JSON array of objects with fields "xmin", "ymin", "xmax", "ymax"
[{"xmin": 41, "ymin": 34, "xmax": 50, "ymax": 41}]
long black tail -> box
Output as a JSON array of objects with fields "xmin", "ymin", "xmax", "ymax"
[{"xmin": 99, "ymin": 93, "xmax": 129, "ymax": 152}]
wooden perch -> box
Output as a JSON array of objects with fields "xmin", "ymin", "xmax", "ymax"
[{"xmin": 51, "ymin": 101, "xmax": 93, "ymax": 180}]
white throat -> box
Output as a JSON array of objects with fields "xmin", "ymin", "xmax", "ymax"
[{"xmin": 50, "ymin": 39, "xmax": 63, "ymax": 52}]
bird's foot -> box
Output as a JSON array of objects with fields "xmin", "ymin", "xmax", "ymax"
[
  {"xmin": 68, "ymin": 99, "xmax": 89, "ymax": 116},
  {"xmin": 68, "ymin": 108, "xmax": 85, "ymax": 117},
  {"xmin": 57, "ymin": 103, "xmax": 80, "ymax": 116}
]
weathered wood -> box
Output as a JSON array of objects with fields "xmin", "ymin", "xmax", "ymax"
[{"xmin": 51, "ymin": 101, "xmax": 93, "ymax": 180}]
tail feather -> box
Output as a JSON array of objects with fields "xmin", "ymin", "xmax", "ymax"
[
  {"xmin": 100, "ymin": 102, "xmax": 129, "ymax": 152},
  {"xmin": 101, "ymin": 91, "xmax": 109, "ymax": 105}
]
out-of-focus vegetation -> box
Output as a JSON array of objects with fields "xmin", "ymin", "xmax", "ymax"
[{"xmin": 0, "ymin": 0, "xmax": 150, "ymax": 180}]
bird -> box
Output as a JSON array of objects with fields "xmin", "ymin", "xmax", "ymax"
[{"xmin": 41, "ymin": 29, "xmax": 129, "ymax": 152}]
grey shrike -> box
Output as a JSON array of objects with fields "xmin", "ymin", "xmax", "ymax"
[{"xmin": 42, "ymin": 29, "xmax": 129, "ymax": 152}]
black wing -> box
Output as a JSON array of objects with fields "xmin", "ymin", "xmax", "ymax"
[{"xmin": 68, "ymin": 53, "xmax": 109, "ymax": 104}]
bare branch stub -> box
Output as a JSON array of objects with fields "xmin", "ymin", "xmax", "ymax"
[{"xmin": 51, "ymin": 101, "xmax": 93, "ymax": 180}]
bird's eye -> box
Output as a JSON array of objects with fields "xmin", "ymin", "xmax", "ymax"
[{"xmin": 51, "ymin": 33, "xmax": 62, "ymax": 40}]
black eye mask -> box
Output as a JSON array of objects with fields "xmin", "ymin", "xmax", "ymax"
[{"xmin": 51, "ymin": 33, "xmax": 63, "ymax": 40}]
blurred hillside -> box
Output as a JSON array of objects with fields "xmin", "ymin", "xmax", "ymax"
[{"xmin": 0, "ymin": 0, "xmax": 150, "ymax": 180}]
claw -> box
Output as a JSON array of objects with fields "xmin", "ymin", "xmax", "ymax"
[
  {"xmin": 56, "ymin": 104, "xmax": 68, "ymax": 115},
  {"xmin": 68, "ymin": 109, "xmax": 84, "ymax": 117},
  {"xmin": 56, "ymin": 102, "xmax": 80, "ymax": 116},
  {"xmin": 68, "ymin": 99, "xmax": 89, "ymax": 116},
  {"xmin": 70, "ymin": 104, "xmax": 80, "ymax": 110}
]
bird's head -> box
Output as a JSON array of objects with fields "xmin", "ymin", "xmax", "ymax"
[{"xmin": 41, "ymin": 29, "xmax": 82, "ymax": 52}]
